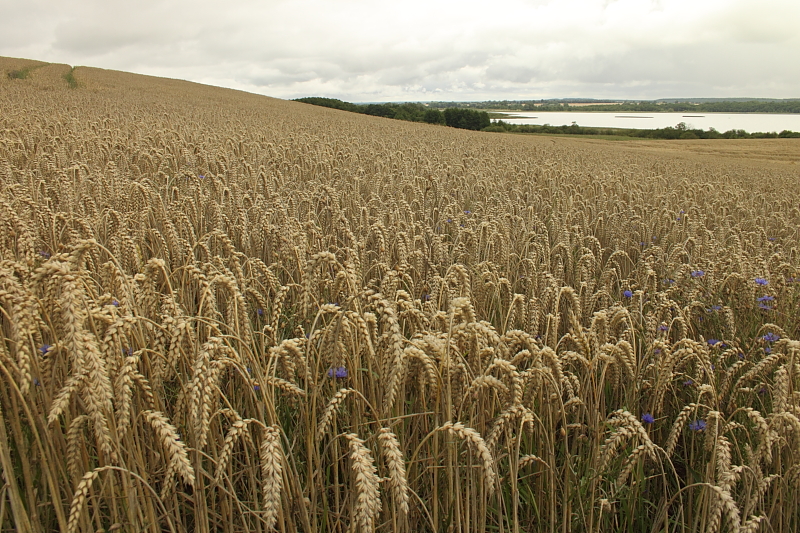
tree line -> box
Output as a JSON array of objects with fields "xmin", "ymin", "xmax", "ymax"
[
  {"xmin": 294, "ymin": 98, "xmax": 490, "ymax": 130},
  {"xmin": 485, "ymin": 120, "xmax": 800, "ymax": 139},
  {"xmin": 294, "ymin": 98, "xmax": 799, "ymax": 138},
  {"xmin": 429, "ymin": 99, "xmax": 800, "ymax": 114},
  {"xmin": 546, "ymin": 101, "xmax": 800, "ymax": 114}
]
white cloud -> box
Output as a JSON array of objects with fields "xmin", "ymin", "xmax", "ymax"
[{"xmin": 1, "ymin": 0, "xmax": 798, "ymax": 100}]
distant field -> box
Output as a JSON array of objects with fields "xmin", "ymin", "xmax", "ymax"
[
  {"xmin": 486, "ymin": 102, "xmax": 623, "ymax": 114},
  {"xmin": 561, "ymin": 136, "xmax": 800, "ymax": 167},
  {"xmin": 559, "ymin": 102, "xmax": 623, "ymax": 107},
  {"xmin": 1, "ymin": 56, "xmax": 799, "ymax": 533}
]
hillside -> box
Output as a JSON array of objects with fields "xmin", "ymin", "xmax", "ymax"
[{"xmin": 2, "ymin": 56, "xmax": 800, "ymax": 533}]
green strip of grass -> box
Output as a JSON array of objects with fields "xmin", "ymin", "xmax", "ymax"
[
  {"xmin": 502, "ymin": 131, "xmax": 646, "ymax": 141},
  {"xmin": 63, "ymin": 67, "xmax": 78, "ymax": 88},
  {"xmin": 6, "ymin": 62, "xmax": 51, "ymax": 81},
  {"xmin": 7, "ymin": 68, "xmax": 32, "ymax": 80}
]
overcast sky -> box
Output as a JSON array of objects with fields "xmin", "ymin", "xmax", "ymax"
[{"xmin": 2, "ymin": 0, "xmax": 799, "ymax": 102}]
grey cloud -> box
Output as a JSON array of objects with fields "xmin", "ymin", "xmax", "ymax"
[
  {"xmin": 1, "ymin": 0, "xmax": 798, "ymax": 101},
  {"xmin": 484, "ymin": 63, "xmax": 540, "ymax": 84},
  {"xmin": 54, "ymin": 24, "xmax": 169, "ymax": 55}
]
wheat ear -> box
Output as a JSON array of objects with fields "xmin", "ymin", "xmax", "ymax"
[
  {"xmin": 215, "ymin": 419, "xmax": 250, "ymax": 481},
  {"xmin": 260, "ymin": 425, "xmax": 284, "ymax": 531},
  {"xmin": 143, "ymin": 410, "xmax": 195, "ymax": 486},
  {"xmin": 67, "ymin": 470, "xmax": 100, "ymax": 533},
  {"xmin": 378, "ymin": 427, "xmax": 409, "ymax": 517},
  {"xmin": 317, "ymin": 388, "xmax": 355, "ymax": 441},
  {"xmin": 345, "ymin": 433, "xmax": 382, "ymax": 533},
  {"xmin": 440, "ymin": 421, "xmax": 497, "ymax": 491}
]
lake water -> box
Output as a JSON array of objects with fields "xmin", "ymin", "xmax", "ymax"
[{"xmin": 494, "ymin": 112, "xmax": 800, "ymax": 133}]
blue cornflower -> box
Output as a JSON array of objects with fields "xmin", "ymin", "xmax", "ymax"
[
  {"xmin": 39, "ymin": 344, "xmax": 51, "ymax": 355},
  {"xmin": 658, "ymin": 324, "xmax": 669, "ymax": 331},
  {"xmin": 762, "ymin": 332, "xmax": 780, "ymax": 343},
  {"xmin": 738, "ymin": 352, "xmax": 745, "ymax": 360},
  {"xmin": 765, "ymin": 347, "xmax": 772, "ymax": 354},
  {"xmin": 123, "ymin": 347, "xmax": 133, "ymax": 356},
  {"xmin": 756, "ymin": 295, "xmax": 774, "ymax": 302},
  {"xmin": 623, "ymin": 290, "xmax": 633, "ymax": 298},
  {"xmin": 707, "ymin": 339, "xmax": 723, "ymax": 347},
  {"xmin": 464, "ymin": 210, "xmax": 471, "ymax": 214},
  {"xmin": 327, "ymin": 366, "xmax": 348, "ymax": 379},
  {"xmin": 708, "ymin": 305, "xmax": 722, "ymax": 311},
  {"xmin": 639, "ymin": 242, "xmax": 646, "ymax": 246},
  {"xmin": 683, "ymin": 379, "xmax": 693, "ymax": 386},
  {"xmin": 689, "ymin": 420, "xmax": 706, "ymax": 431},
  {"xmin": 676, "ymin": 217, "xmax": 681, "ymax": 221},
  {"xmin": 768, "ymin": 237, "xmax": 776, "ymax": 241},
  {"xmin": 642, "ymin": 413, "xmax": 655, "ymax": 424},
  {"xmin": 755, "ymin": 278, "xmax": 768, "ymax": 286},
  {"xmin": 257, "ymin": 308, "xmax": 264, "ymax": 315},
  {"xmin": 422, "ymin": 294, "xmax": 431, "ymax": 301},
  {"xmin": 199, "ymin": 175, "xmax": 205, "ymax": 179},
  {"xmin": 33, "ymin": 378, "xmax": 41, "ymax": 387},
  {"xmin": 253, "ymin": 384, "xmax": 260, "ymax": 391},
  {"xmin": 111, "ymin": 299, "xmax": 120, "ymax": 307},
  {"xmin": 39, "ymin": 251, "xmax": 50, "ymax": 258},
  {"xmin": 758, "ymin": 303, "xmax": 773, "ymax": 310},
  {"xmin": 691, "ymin": 270, "xmax": 705, "ymax": 278},
  {"xmin": 447, "ymin": 218, "xmax": 453, "ymax": 223}
]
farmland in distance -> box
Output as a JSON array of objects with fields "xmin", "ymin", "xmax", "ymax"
[{"xmin": 1, "ymin": 56, "xmax": 800, "ymax": 533}]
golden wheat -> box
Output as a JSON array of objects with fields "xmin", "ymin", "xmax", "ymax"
[{"xmin": 1, "ymin": 55, "xmax": 799, "ymax": 532}]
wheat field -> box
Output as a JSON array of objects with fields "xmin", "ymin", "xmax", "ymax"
[{"xmin": 1, "ymin": 57, "xmax": 799, "ymax": 533}]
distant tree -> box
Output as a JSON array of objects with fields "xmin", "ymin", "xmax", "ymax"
[
  {"xmin": 423, "ymin": 109, "xmax": 445, "ymax": 125},
  {"xmin": 294, "ymin": 97, "xmax": 359, "ymax": 113},
  {"xmin": 397, "ymin": 103, "xmax": 427, "ymax": 122},
  {"xmin": 393, "ymin": 107, "xmax": 413, "ymax": 121},
  {"xmin": 444, "ymin": 108, "xmax": 490, "ymax": 131},
  {"xmin": 443, "ymin": 108, "xmax": 465, "ymax": 129},
  {"xmin": 363, "ymin": 104, "xmax": 395, "ymax": 118}
]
